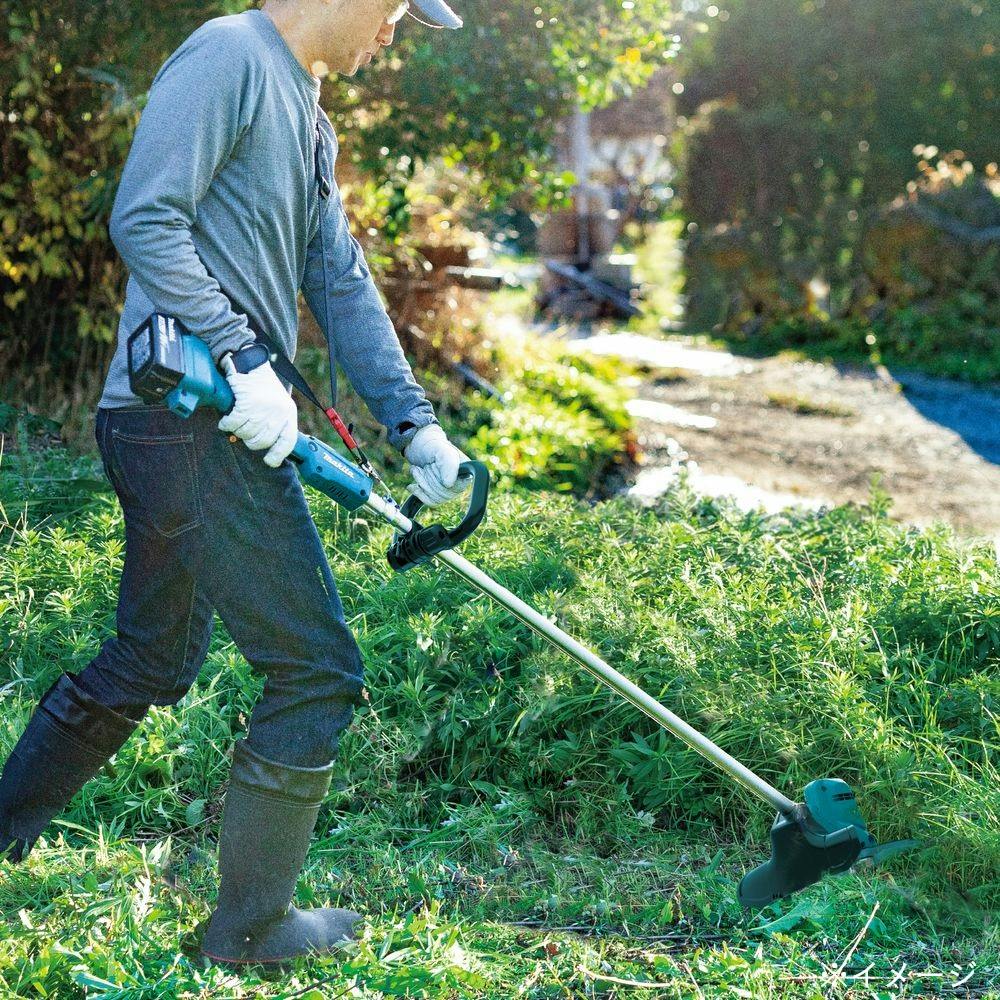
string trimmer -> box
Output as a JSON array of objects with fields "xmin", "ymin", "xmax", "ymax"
[{"xmin": 126, "ymin": 313, "xmax": 917, "ymax": 908}]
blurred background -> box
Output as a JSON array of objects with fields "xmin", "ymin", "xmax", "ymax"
[{"xmin": 1, "ymin": 0, "xmax": 998, "ymax": 535}]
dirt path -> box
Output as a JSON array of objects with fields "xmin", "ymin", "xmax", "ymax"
[{"xmin": 567, "ymin": 332, "xmax": 1000, "ymax": 542}]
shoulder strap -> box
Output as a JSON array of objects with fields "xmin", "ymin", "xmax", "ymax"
[
  {"xmin": 253, "ymin": 330, "xmax": 361, "ymax": 453},
  {"xmin": 254, "ymin": 331, "xmax": 325, "ymax": 411}
]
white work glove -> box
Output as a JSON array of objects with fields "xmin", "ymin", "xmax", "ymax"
[
  {"xmin": 403, "ymin": 423, "xmax": 471, "ymax": 507},
  {"xmin": 218, "ymin": 359, "xmax": 298, "ymax": 468}
]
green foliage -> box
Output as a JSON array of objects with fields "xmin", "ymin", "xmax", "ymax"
[
  {"xmin": 1, "ymin": 403, "xmax": 998, "ymax": 990},
  {"xmin": 723, "ymin": 309, "xmax": 1000, "ymax": 384},
  {"xmin": 677, "ymin": 0, "xmax": 1000, "ymax": 371},
  {"xmin": 0, "ymin": 1, "xmax": 244, "ymax": 406},
  {"xmin": 3, "ymin": 437, "xmax": 998, "ymax": 917},
  {"xmin": 680, "ymin": 0, "xmax": 999, "ymax": 237},
  {"xmin": 459, "ymin": 337, "xmax": 637, "ymax": 495},
  {"xmin": 0, "ymin": 0, "xmax": 673, "ymax": 413},
  {"xmin": 0, "ymin": 828, "xmax": 993, "ymax": 994},
  {"xmin": 334, "ymin": 0, "xmax": 673, "ymax": 207}
]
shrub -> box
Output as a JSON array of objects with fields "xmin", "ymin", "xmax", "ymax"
[
  {"xmin": 1, "ymin": 0, "xmax": 671, "ymax": 424},
  {"xmin": 676, "ymin": 0, "xmax": 1000, "ymax": 378}
]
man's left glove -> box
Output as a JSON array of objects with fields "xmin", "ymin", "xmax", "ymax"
[
  {"xmin": 404, "ymin": 423, "xmax": 471, "ymax": 507},
  {"xmin": 218, "ymin": 343, "xmax": 298, "ymax": 468}
]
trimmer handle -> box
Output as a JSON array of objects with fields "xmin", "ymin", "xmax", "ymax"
[
  {"xmin": 387, "ymin": 460, "xmax": 490, "ymax": 572},
  {"xmin": 126, "ymin": 313, "xmax": 373, "ymax": 511}
]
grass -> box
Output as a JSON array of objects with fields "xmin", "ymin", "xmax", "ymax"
[
  {"xmin": 0, "ymin": 262, "xmax": 997, "ymax": 995},
  {"xmin": 766, "ymin": 392, "xmax": 857, "ymax": 419},
  {"xmin": 1, "ymin": 411, "xmax": 997, "ymax": 994},
  {"xmin": 2, "ymin": 827, "xmax": 995, "ymax": 997},
  {"xmin": 717, "ymin": 316, "xmax": 1000, "ymax": 387}
]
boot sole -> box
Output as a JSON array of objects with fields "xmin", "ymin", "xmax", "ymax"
[{"xmin": 201, "ymin": 936, "xmax": 353, "ymax": 967}]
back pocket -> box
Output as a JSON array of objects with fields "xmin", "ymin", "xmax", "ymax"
[{"xmin": 110, "ymin": 429, "xmax": 203, "ymax": 538}]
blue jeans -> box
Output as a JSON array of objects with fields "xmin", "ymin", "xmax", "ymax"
[{"xmin": 76, "ymin": 404, "xmax": 364, "ymax": 768}]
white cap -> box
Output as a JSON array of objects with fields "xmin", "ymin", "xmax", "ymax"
[{"xmin": 408, "ymin": 0, "xmax": 463, "ymax": 29}]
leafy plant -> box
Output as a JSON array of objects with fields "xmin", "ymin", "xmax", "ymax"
[
  {"xmin": 1, "ymin": 0, "xmax": 674, "ymax": 427},
  {"xmin": 676, "ymin": 0, "xmax": 1000, "ymax": 378}
]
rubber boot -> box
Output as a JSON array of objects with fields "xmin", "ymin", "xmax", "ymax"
[
  {"xmin": 0, "ymin": 672, "xmax": 146, "ymax": 863},
  {"xmin": 200, "ymin": 739, "xmax": 361, "ymax": 966}
]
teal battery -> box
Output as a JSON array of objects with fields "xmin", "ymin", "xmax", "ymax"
[{"xmin": 166, "ymin": 336, "xmax": 237, "ymax": 417}]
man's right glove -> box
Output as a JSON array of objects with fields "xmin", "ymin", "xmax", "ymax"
[
  {"xmin": 218, "ymin": 345, "xmax": 298, "ymax": 468},
  {"xmin": 403, "ymin": 423, "xmax": 471, "ymax": 507}
]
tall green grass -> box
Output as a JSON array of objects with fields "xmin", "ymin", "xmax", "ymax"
[
  {"xmin": 1, "ymin": 387, "xmax": 997, "ymax": 994},
  {"xmin": 3, "ymin": 442, "xmax": 997, "ymax": 912}
]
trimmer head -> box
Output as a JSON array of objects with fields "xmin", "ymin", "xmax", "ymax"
[{"xmin": 738, "ymin": 779, "xmax": 919, "ymax": 908}]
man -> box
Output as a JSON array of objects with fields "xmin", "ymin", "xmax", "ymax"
[{"xmin": 0, "ymin": 0, "xmax": 467, "ymax": 968}]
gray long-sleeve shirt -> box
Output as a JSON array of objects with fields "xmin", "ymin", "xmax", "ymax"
[{"xmin": 99, "ymin": 8, "xmax": 438, "ymax": 452}]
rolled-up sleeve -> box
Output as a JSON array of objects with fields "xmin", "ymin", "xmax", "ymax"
[
  {"xmin": 301, "ymin": 153, "xmax": 438, "ymax": 453},
  {"xmin": 108, "ymin": 26, "xmax": 260, "ymax": 363}
]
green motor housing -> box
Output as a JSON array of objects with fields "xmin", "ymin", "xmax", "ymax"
[{"xmin": 738, "ymin": 779, "xmax": 919, "ymax": 908}]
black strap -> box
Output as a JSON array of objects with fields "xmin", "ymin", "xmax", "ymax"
[
  {"xmin": 249, "ymin": 330, "xmax": 416, "ymax": 446},
  {"xmin": 251, "ymin": 329, "xmax": 404, "ymax": 489},
  {"xmin": 253, "ymin": 331, "xmax": 334, "ymax": 417}
]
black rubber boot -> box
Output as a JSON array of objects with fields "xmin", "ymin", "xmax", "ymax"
[
  {"xmin": 200, "ymin": 739, "xmax": 361, "ymax": 966},
  {"xmin": 0, "ymin": 672, "xmax": 147, "ymax": 863}
]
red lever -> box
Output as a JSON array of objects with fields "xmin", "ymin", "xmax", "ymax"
[{"xmin": 325, "ymin": 407, "xmax": 358, "ymax": 451}]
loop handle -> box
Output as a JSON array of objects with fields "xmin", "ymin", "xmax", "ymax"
[{"xmin": 387, "ymin": 461, "xmax": 489, "ymax": 572}]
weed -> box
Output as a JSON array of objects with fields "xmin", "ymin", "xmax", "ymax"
[
  {"xmin": 766, "ymin": 392, "xmax": 857, "ymax": 418},
  {"xmin": 0, "ymin": 361, "xmax": 996, "ymax": 994}
]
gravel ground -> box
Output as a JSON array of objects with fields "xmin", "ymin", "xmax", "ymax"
[{"xmin": 570, "ymin": 332, "xmax": 1000, "ymax": 542}]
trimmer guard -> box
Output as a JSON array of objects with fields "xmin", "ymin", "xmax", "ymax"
[{"xmin": 738, "ymin": 779, "xmax": 919, "ymax": 908}]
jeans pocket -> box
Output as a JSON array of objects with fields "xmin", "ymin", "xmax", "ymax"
[
  {"xmin": 110, "ymin": 427, "xmax": 203, "ymax": 538},
  {"xmin": 225, "ymin": 436, "xmax": 258, "ymax": 510}
]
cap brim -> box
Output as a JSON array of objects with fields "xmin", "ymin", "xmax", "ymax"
[{"xmin": 409, "ymin": 0, "xmax": 463, "ymax": 29}]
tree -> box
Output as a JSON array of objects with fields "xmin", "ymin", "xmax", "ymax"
[
  {"xmin": 676, "ymin": 0, "xmax": 999, "ymax": 325},
  {"xmin": 0, "ymin": 0, "xmax": 673, "ymax": 407}
]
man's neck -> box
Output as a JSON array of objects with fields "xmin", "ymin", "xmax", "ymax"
[{"xmin": 261, "ymin": 4, "xmax": 321, "ymax": 80}]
